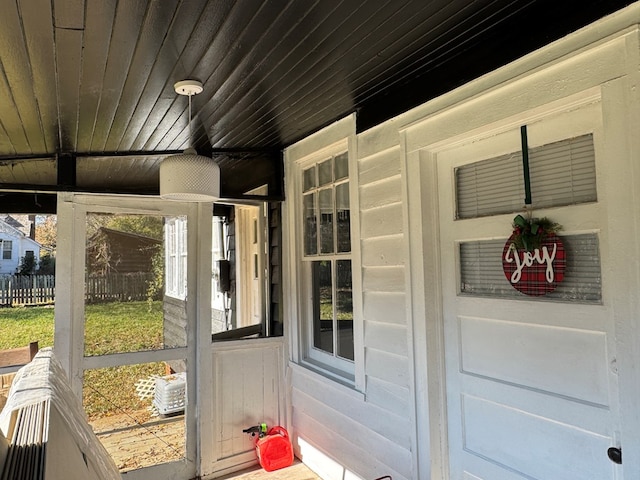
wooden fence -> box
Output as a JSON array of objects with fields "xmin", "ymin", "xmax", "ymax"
[
  {"xmin": 85, "ymin": 272, "xmax": 154, "ymax": 304},
  {"xmin": 0, "ymin": 275, "xmax": 55, "ymax": 306},
  {"xmin": 0, "ymin": 273, "xmax": 156, "ymax": 306}
]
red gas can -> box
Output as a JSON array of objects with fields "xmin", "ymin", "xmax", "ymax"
[{"xmin": 254, "ymin": 426, "xmax": 294, "ymax": 472}]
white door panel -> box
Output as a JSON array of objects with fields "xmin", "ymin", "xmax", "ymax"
[
  {"xmin": 435, "ymin": 114, "xmax": 621, "ymax": 479},
  {"xmin": 203, "ymin": 338, "xmax": 285, "ymax": 477}
]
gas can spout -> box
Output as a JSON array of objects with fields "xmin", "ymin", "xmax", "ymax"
[{"xmin": 242, "ymin": 423, "xmax": 268, "ymax": 438}]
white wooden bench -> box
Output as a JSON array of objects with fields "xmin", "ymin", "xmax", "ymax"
[
  {"xmin": 0, "ymin": 341, "xmax": 39, "ymax": 369},
  {"xmin": 0, "ymin": 341, "xmax": 39, "ymax": 411}
]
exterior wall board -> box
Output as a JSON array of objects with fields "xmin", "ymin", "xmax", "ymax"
[
  {"xmin": 360, "ymin": 204, "xmax": 404, "ymax": 238},
  {"xmin": 362, "ymin": 292, "xmax": 406, "ymax": 325},
  {"xmin": 361, "ymin": 236, "xmax": 405, "ymax": 267},
  {"xmin": 362, "ymin": 266, "xmax": 405, "ymax": 293},
  {"xmin": 357, "ymin": 119, "xmax": 404, "ymax": 158},
  {"xmin": 364, "ymin": 322, "xmax": 408, "ymax": 357},
  {"xmin": 358, "ymin": 148, "xmax": 402, "ymax": 185},
  {"xmin": 291, "ymin": 366, "xmax": 412, "ymax": 479},
  {"xmin": 360, "ymin": 177, "xmax": 403, "ymax": 210},
  {"xmin": 294, "ymin": 409, "xmax": 408, "ymax": 480},
  {"xmin": 364, "ymin": 348, "xmax": 410, "ymax": 389},
  {"xmin": 365, "ymin": 375, "xmax": 411, "ymax": 418},
  {"xmin": 291, "ymin": 387, "xmax": 411, "ymax": 451}
]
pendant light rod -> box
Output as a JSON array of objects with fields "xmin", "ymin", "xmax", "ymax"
[{"xmin": 174, "ymin": 80, "xmax": 203, "ymax": 147}]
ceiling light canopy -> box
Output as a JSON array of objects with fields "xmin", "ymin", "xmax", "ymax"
[{"xmin": 159, "ymin": 80, "xmax": 220, "ymax": 202}]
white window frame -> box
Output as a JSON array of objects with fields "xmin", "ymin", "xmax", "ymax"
[
  {"xmin": 165, "ymin": 216, "xmax": 187, "ymax": 300},
  {"xmin": 300, "ymin": 155, "xmax": 353, "ymax": 375},
  {"xmin": 2, "ymin": 240, "xmax": 12, "ymax": 260},
  {"xmin": 284, "ymin": 114, "xmax": 364, "ymax": 390}
]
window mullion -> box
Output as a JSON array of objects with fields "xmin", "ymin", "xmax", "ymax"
[
  {"xmin": 331, "ymin": 167, "xmax": 339, "ymax": 357},
  {"xmin": 331, "ymin": 259, "xmax": 338, "ymax": 358}
]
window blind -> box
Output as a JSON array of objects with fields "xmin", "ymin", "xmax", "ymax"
[
  {"xmin": 455, "ymin": 152, "xmax": 524, "ymax": 219},
  {"xmin": 459, "ymin": 233, "xmax": 601, "ymax": 303},
  {"xmin": 529, "ymin": 134, "xmax": 597, "ymax": 208},
  {"xmin": 455, "ymin": 134, "xmax": 597, "ymax": 219}
]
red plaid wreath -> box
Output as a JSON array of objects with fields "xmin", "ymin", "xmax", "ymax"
[{"xmin": 502, "ymin": 215, "xmax": 565, "ymax": 296}]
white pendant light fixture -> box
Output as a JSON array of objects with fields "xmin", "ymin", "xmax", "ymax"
[{"xmin": 159, "ymin": 80, "xmax": 220, "ymax": 202}]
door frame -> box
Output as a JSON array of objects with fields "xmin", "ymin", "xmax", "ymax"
[
  {"xmin": 54, "ymin": 192, "xmax": 214, "ymax": 479},
  {"xmin": 403, "ymin": 80, "xmax": 640, "ymax": 478},
  {"xmin": 234, "ymin": 203, "xmax": 267, "ymax": 331}
]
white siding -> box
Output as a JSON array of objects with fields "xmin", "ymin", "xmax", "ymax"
[
  {"xmin": 286, "ymin": 6, "xmax": 640, "ymax": 480},
  {"xmin": 286, "ymin": 116, "xmax": 413, "ymax": 480},
  {"xmin": 290, "ymin": 365, "xmax": 412, "ymax": 480}
]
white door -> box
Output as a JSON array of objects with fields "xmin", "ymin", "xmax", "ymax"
[
  {"xmin": 435, "ymin": 107, "xmax": 622, "ymax": 479},
  {"xmin": 55, "ymin": 193, "xmax": 213, "ymax": 479},
  {"xmin": 235, "ymin": 204, "xmax": 265, "ymax": 329}
]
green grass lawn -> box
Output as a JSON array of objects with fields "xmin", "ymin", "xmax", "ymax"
[
  {"xmin": 0, "ymin": 301, "xmax": 168, "ymax": 419},
  {"xmin": 0, "ymin": 305, "xmax": 55, "ymax": 350}
]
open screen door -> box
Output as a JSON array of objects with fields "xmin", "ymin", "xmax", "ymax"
[{"xmin": 54, "ymin": 193, "xmax": 212, "ymax": 479}]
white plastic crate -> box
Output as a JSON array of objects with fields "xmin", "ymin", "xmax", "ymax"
[{"xmin": 153, "ymin": 372, "xmax": 186, "ymax": 415}]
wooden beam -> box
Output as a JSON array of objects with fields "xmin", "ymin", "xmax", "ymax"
[
  {"xmin": 56, "ymin": 153, "xmax": 76, "ymax": 187},
  {"xmin": 0, "ymin": 192, "xmax": 57, "ymax": 213}
]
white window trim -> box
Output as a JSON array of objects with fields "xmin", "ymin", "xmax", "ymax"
[
  {"xmin": 283, "ymin": 114, "xmax": 364, "ymax": 391},
  {"xmin": 165, "ymin": 216, "xmax": 187, "ymax": 300},
  {"xmin": 2, "ymin": 239, "xmax": 12, "ymax": 260}
]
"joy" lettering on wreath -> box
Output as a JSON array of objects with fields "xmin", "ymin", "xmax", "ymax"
[
  {"xmin": 504, "ymin": 243, "xmax": 557, "ymax": 284},
  {"xmin": 501, "ymin": 215, "xmax": 565, "ymax": 296}
]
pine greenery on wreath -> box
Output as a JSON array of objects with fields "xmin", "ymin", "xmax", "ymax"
[{"xmin": 510, "ymin": 213, "xmax": 562, "ymax": 252}]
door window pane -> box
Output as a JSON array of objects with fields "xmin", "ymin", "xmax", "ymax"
[
  {"xmin": 459, "ymin": 233, "xmax": 601, "ymax": 303},
  {"xmin": 455, "ymin": 133, "xmax": 597, "ymax": 219}
]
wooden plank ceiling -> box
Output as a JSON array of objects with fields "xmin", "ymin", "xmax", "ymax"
[{"xmin": 0, "ymin": 0, "xmax": 633, "ymax": 212}]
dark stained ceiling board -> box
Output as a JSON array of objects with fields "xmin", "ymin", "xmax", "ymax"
[{"xmin": 0, "ymin": 0, "xmax": 633, "ymax": 211}]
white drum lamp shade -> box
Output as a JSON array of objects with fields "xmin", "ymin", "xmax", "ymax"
[
  {"xmin": 159, "ymin": 79, "xmax": 220, "ymax": 202},
  {"xmin": 160, "ymin": 148, "xmax": 220, "ymax": 201}
]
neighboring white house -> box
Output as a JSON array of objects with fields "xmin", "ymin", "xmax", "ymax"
[{"xmin": 0, "ymin": 216, "xmax": 41, "ymax": 275}]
